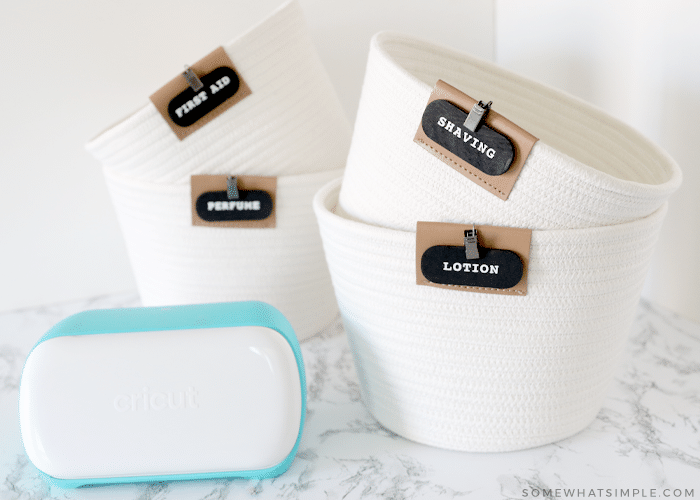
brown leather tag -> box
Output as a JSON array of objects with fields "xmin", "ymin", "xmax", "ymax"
[
  {"xmin": 191, "ymin": 175, "xmax": 276, "ymax": 228},
  {"xmin": 416, "ymin": 221, "xmax": 531, "ymax": 296},
  {"xmin": 150, "ymin": 47, "xmax": 251, "ymax": 140},
  {"xmin": 414, "ymin": 80, "xmax": 538, "ymax": 200}
]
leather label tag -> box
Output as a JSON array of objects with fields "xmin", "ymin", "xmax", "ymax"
[
  {"xmin": 414, "ymin": 80, "xmax": 538, "ymax": 200},
  {"xmin": 150, "ymin": 47, "xmax": 251, "ymax": 140},
  {"xmin": 416, "ymin": 221, "xmax": 531, "ymax": 295},
  {"xmin": 191, "ymin": 175, "xmax": 276, "ymax": 228}
]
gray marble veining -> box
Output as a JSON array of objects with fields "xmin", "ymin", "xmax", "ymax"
[{"xmin": 0, "ymin": 295, "xmax": 698, "ymax": 499}]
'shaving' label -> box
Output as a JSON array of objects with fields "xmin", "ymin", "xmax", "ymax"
[
  {"xmin": 150, "ymin": 47, "xmax": 251, "ymax": 140},
  {"xmin": 416, "ymin": 221, "xmax": 531, "ymax": 296},
  {"xmin": 421, "ymin": 100, "xmax": 514, "ymax": 176},
  {"xmin": 191, "ymin": 175, "xmax": 276, "ymax": 228},
  {"xmin": 414, "ymin": 80, "xmax": 538, "ymax": 200}
]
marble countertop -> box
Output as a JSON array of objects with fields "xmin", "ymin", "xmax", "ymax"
[{"xmin": 1, "ymin": 294, "xmax": 699, "ymax": 499}]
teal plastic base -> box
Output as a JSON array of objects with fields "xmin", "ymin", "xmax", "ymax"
[{"xmin": 22, "ymin": 301, "xmax": 307, "ymax": 488}]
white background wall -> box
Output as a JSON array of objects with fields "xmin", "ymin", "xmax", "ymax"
[
  {"xmin": 496, "ymin": 0, "xmax": 700, "ymax": 321},
  {"xmin": 2, "ymin": 1, "xmax": 699, "ymax": 321}
]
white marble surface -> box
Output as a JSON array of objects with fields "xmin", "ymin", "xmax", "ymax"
[{"xmin": 1, "ymin": 294, "xmax": 699, "ymax": 499}]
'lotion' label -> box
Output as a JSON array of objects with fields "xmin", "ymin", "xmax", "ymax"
[
  {"xmin": 416, "ymin": 221, "xmax": 531, "ymax": 296},
  {"xmin": 151, "ymin": 47, "xmax": 251, "ymax": 140},
  {"xmin": 191, "ymin": 175, "xmax": 276, "ymax": 228},
  {"xmin": 421, "ymin": 246, "xmax": 523, "ymax": 289},
  {"xmin": 414, "ymin": 80, "xmax": 538, "ymax": 200}
]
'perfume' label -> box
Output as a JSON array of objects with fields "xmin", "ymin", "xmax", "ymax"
[
  {"xmin": 195, "ymin": 190, "xmax": 273, "ymax": 222},
  {"xmin": 191, "ymin": 175, "xmax": 276, "ymax": 228}
]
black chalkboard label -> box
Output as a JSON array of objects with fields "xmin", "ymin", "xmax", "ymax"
[
  {"xmin": 150, "ymin": 47, "xmax": 252, "ymax": 140},
  {"xmin": 415, "ymin": 221, "xmax": 531, "ymax": 295},
  {"xmin": 414, "ymin": 80, "xmax": 539, "ymax": 200},
  {"xmin": 195, "ymin": 190, "xmax": 273, "ymax": 222},
  {"xmin": 191, "ymin": 174, "xmax": 276, "ymax": 228},
  {"xmin": 421, "ymin": 99, "xmax": 515, "ymax": 176},
  {"xmin": 421, "ymin": 245, "xmax": 523, "ymax": 289},
  {"xmin": 167, "ymin": 67, "xmax": 240, "ymax": 128}
]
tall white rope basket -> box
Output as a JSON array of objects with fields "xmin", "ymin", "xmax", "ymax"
[
  {"xmin": 315, "ymin": 32, "xmax": 682, "ymax": 451},
  {"xmin": 86, "ymin": 1, "xmax": 351, "ymax": 340}
]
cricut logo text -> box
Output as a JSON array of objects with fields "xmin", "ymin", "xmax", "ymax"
[{"xmin": 113, "ymin": 387, "xmax": 199, "ymax": 412}]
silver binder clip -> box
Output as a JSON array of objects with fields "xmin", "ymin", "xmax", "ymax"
[
  {"xmin": 463, "ymin": 100, "xmax": 492, "ymax": 133},
  {"xmin": 227, "ymin": 176, "xmax": 239, "ymax": 200},
  {"xmin": 464, "ymin": 225, "xmax": 479, "ymax": 260},
  {"xmin": 183, "ymin": 65, "xmax": 204, "ymax": 92}
]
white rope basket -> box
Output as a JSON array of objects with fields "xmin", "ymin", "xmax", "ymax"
[
  {"xmin": 86, "ymin": 0, "xmax": 351, "ymax": 340},
  {"xmin": 316, "ymin": 32, "xmax": 681, "ymax": 451},
  {"xmin": 339, "ymin": 33, "xmax": 681, "ymax": 231},
  {"xmin": 316, "ymin": 178, "xmax": 667, "ymax": 452}
]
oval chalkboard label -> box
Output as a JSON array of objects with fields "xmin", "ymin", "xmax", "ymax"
[
  {"xmin": 195, "ymin": 190, "xmax": 273, "ymax": 222},
  {"xmin": 167, "ymin": 67, "xmax": 240, "ymax": 128},
  {"xmin": 421, "ymin": 99, "xmax": 515, "ymax": 176},
  {"xmin": 421, "ymin": 245, "xmax": 523, "ymax": 289}
]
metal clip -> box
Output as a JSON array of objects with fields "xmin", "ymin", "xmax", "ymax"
[
  {"xmin": 227, "ymin": 176, "xmax": 239, "ymax": 200},
  {"xmin": 183, "ymin": 65, "xmax": 204, "ymax": 92},
  {"xmin": 464, "ymin": 225, "xmax": 479, "ymax": 260},
  {"xmin": 463, "ymin": 100, "xmax": 492, "ymax": 133}
]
